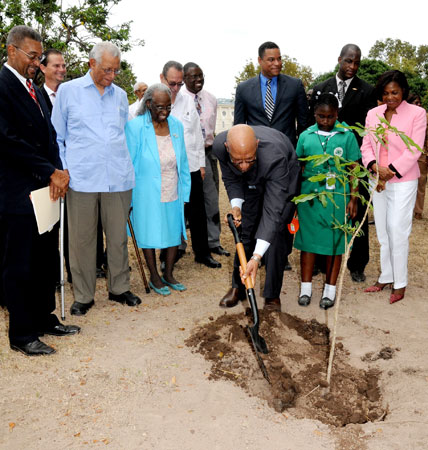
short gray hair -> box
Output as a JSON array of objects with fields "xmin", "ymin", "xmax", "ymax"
[
  {"xmin": 6, "ymin": 25, "xmax": 41, "ymax": 46},
  {"xmin": 138, "ymin": 83, "xmax": 171, "ymax": 116},
  {"xmin": 133, "ymin": 81, "xmax": 147, "ymax": 91},
  {"xmin": 162, "ymin": 60, "xmax": 183, "ymax": 78},
  {"xmin": 89, "ymin": 42, "xmax": 121, "ymax": 63}
]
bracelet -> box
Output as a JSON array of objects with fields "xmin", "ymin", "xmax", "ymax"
[{"xmin": 250, "ymin": 255, "xmax": 262, "ymax": 268}]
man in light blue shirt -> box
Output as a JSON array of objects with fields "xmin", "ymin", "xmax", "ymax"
[{"xmin": 52, "ymin": 42, "xmax": 140, "ymax": 316}]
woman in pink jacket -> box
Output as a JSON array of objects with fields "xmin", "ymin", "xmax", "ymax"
[{"xmin": 361, "ymin": 70, "xmax": 427, "ymax": 304}]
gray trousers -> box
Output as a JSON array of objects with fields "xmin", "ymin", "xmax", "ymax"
[
  {"xmin": 67, "ymin": 189, "xmax": 132, "ymax": 304},
  {"xmin": 203, "ymin": 147, "xmax": 221, "ymax": 248}
]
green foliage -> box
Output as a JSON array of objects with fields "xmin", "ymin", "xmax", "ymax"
[
  {"xmin": 368, "ymin": 38, "xmax": 428, "ymax": 78},
  {"xmin": 0, "ymin": 0, "xmax": 143, "ymax": 98},
  {"xmin": 235, "ymin": 55, "xmax": 314, "ymax": 88}
]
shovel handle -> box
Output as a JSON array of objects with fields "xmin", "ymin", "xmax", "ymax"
[{"xmin": 227, "ymin": 214, "xmax": 254, "ymax": 290}]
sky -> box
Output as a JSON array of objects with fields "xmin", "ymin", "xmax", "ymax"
[{"xmin": 110, "ymin": 0, "xmax": 426, "ymax": 99}]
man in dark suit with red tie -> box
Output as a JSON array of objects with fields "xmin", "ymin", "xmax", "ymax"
[{"xmin": 0, "ymin": 26, "xmax": 80, "ymax": 356}]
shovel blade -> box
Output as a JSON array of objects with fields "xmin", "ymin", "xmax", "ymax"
[
  {"xmin": 248, "ymin": 324, "xmax": 269, "ymax": 354},
  {"xmin": 246, "ymin": 326, "xmax": 271, "ymax": 384}
]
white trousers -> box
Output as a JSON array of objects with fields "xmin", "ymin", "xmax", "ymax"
[{"xmin": 372, "ymin": 179, "xmax": 417, "ymax": 289}]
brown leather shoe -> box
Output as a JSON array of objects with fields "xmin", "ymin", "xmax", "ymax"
[
  {"xmin": 219, "ymin": 288, "xmax": 246, "ymax": 308},
  {"xmin": 264, "ymin": 297, "xmax": 281, "ymax": 312}
]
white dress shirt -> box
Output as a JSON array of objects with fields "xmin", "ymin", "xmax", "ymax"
[
  {"xmin": 181, "ymin": 86, "xmax": 217, "ymax": 147},
  {"xmin": 171, "ymin": 91, "xmax": 205, "ymax": 172},
  {"xmin": 43, "ymin": 83, "xmax": 57, "ymax": 106}
]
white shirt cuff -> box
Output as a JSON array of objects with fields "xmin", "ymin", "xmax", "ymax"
[
  {"xmin": 254, "ymin": 239, "xmax": 270, "ymax": 257},
  {"xmin": 231, "ymin": 198, "xmax": 244, "ymax": 209}
]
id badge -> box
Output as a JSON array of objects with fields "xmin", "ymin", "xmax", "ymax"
[{"xmin": 326, "ymin": 172, "xmax": 336, "ymax": 190}]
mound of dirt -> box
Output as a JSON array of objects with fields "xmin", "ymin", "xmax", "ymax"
[{"xmin": 186, "ymin": 310, "xmax": 386, "ymax": 427}]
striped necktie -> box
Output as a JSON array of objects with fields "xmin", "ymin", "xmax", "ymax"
[
  {"xmin": 338, "ymin": 80, "xmax": 346, "ymax": 104},
  {"xmin": 265, "ymin": 79, "xmax": 274, "ymax": 121},
  {"xmin": 26, "ymin": 79, "xmax": 39, "ymax": 105}
]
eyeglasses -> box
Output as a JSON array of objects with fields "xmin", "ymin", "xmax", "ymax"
[
  {"xmin": 13, "ymin": 45, "xmax": 43, "ymax": 62},
  {"xmin": 229, "ymin": 154, "xmax": 257, "ymax": 167},
  {"xmin": 165, "ymin": 78, "xmax": 184, "ymax": 88},
  {"xmin": 150, "ymin": 102, "xmax": 172, "ymax": 112},
  {"xmin": 101, "ymin": 67, "xmax": 121, "ymax": 75}
]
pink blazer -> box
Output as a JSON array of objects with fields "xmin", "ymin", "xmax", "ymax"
[{"xmin": 361, "ymin": 101, "xmax": 427, "ymax": 183}]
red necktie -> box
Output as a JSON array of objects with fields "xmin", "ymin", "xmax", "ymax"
[{"xmin": 26, "ymin": 79, "xmax": 39, "ymax": 105}]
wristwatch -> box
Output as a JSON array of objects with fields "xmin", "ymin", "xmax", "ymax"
[{"xmin": 250, "ymin": 255, "xmax": 262, "ymax": 268}]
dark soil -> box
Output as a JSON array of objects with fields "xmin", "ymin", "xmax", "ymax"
[{"xmin": 186, "ymin": 309, "xmax": 386, "ymax": 427}]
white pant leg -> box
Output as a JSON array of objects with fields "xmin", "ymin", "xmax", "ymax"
[{"xmin": 373, "ymin": 180, "xmax": 417, "ymax": 288}]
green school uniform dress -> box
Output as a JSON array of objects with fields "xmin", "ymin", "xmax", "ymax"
[{"xmin": 294, "ymin": 121, "xmax": 361, "ymax": 255}]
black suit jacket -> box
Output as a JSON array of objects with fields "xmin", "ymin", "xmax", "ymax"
[
  {"xmin": 40, "ymin": 86, "xmax": 53, "ymax": 115},
  {"xmin": 0, "ymin": 67, "xmax": 61, "ymax": 215},
  {"xmin": 234, "ymin": 74, "xmax": 308, "ymax": 147},
  {"xmin": 310, "ymin": 76, "xmax": 377, "ymax": 145},
  {"xmin": 213, "ymin": 126, "xmax": 299, "ymax": 244}
]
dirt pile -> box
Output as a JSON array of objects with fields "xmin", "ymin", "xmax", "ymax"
[{"xmin": 186, "ymin": 310, "xmax": 386, "ymax": 427}]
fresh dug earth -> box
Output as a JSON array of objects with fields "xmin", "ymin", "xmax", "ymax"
[{"xmin": 186, "ymin": 310, "xmax": 385, "ymax": 427}]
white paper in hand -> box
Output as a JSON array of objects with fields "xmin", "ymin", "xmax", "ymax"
[{"xmin": 30, "ymin": 186, "xmax": 60, "ymax": 234}]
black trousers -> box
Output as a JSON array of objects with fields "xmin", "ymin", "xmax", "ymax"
[
  {"xmin": 0, "ymin": 213, "xmax": 59, "ymax": 345},
  {"xmin": 185, "ymin": 170, "xmax": 210, "ymax": 258},
  {"xmin": 231, "ymin": 189, "xmax": 289, "ymax": 299},
  {"xmin": 347, "ymin": 177, "xmax": 370, "ymax": 273}
]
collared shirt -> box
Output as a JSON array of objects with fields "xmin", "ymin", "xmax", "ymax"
[
  {"xmin": 128, "ymin": 98, "xmax": 142, "ymax": 121},
  {"xmin": 43, "ymin": 83, "xmax": 57, "ymax": 106},
  {"xmin": 171, "ymin": 91, "xmax": 205, "ymax": 172},
  {"xmin": 260, "ymin": 73, "xmax": 278, "ymax": 109},
  {"xmin": 52, "ymin": 71, "xmax": 135, "ymax": 193},
  {"xmin": 181, "ymin": 85, "xmax": 217, "ymax": 147}
]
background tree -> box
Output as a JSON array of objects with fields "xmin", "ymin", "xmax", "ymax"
[
  {"xmin": 0, "ymin": 0, "xmax": 143, "ymax": 99},
  {"xmin": 235, "ymin": 54, "xmax": 314, "ymax": 89}
]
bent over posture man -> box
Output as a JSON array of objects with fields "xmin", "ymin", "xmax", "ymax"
[{"xmin": 213, "ymin": 125, "xmax": 299, "ymax": 311}]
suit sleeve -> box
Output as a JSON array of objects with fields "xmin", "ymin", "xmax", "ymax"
[
  {"xmin": 296, "ymin": 79, "xmax": 309, "ymax": 136},
  {"xmin": 0, "ymin": 89, "xmax": 56, "ymax": 182},
  {"xmin": 213, "ymin": 134, "xmax": 245, "ymax": 200},
  {"xmin": 255, "ymin": 155, "xmax": 291, "ymax": 243},
  {"xmin": 233, "ymin": 83, "xmax": 246, "ymax": 125}
]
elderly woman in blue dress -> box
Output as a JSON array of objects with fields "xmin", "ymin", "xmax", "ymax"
[{"xmin": 125, "ymin": 84, "xmax": 191, "ymax": 296}]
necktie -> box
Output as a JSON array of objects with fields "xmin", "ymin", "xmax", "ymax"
[
  {"xmin": 26, "ymin": 79, "xmax": 39, "ymax": 105},
  {"xmin": 265, "ymin": 79, "xmax": 275, "ymax": 121},
  {"xmin": 194, "ymin": 94, "xmax": 206, "ymax": 139},
  {"xmin": 338, "ymin": 80, "xmax": 346, "ymax": 103}
]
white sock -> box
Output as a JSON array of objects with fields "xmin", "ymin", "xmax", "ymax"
[
  {"xmin": 323, "ymin": 284, "xmax": 336, "ymax": 299},
  {"xmin": 300, "ymin": 282, "xmax": 312, "ymax": 297}
]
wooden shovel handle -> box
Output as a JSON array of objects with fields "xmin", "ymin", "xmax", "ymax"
[{"xmin": 236, "ymin": 242, "xmax": 254, "ymax": 290}]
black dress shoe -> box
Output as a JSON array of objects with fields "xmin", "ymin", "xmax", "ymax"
[
  {"xmin": 96, "ymin": 267, "xmax": 106, "ymax": 279},
  {"xmin": 298, "ymin": 295, "xmax": 311, "ymax": 306},
  {"xmin": 39, "ymin": 324, "xmax": 81, "ymax": 337},
  {"xmin": 219, "ymin": 288, "xmax": 246, "ymax": 308},
  {"xmin": 70, "ymin": 300, "xmax": 95, "ymax": 316},
  {"xmin": 284, "ymin": 257, "xmax": 292, "ymax": 271},
  {"xmin": 195, "ymin": 255, "xmax": 221, "ymax": 268},
  {"xmin": 350, "ymin": 271, "xmax": 366, "ymax": 282},
  {"xmin": 11, "ymin": 339, "xmax": 56, "ymax": 356},
  {"xmin": 320, "ymin": 297, "xmax": 335, "ymax": 310},
  {"xmin": 209, "ymin": 246, "xmax": 230, "ymax": 257},
  {"xmin": 109, "ymin": 290, "xmax": 142, "ymax": 306}
]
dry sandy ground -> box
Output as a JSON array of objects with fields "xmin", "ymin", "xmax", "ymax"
[{"xmin": 1, "ymin": 186, "xmax": 428, "ymax": 450}]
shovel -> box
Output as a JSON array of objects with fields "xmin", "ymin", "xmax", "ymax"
[{"xmin": 227, "ymin": 214, "xmax": 270, "ymax": 383}]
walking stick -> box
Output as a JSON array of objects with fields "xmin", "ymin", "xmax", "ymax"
[
  {"xmin": 59, "ymin": 197, "xmax": 66, "ymax": 320},
  {"xmin": 128, "ymin": 208, "xmax": 150, "ymax": 294}
]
